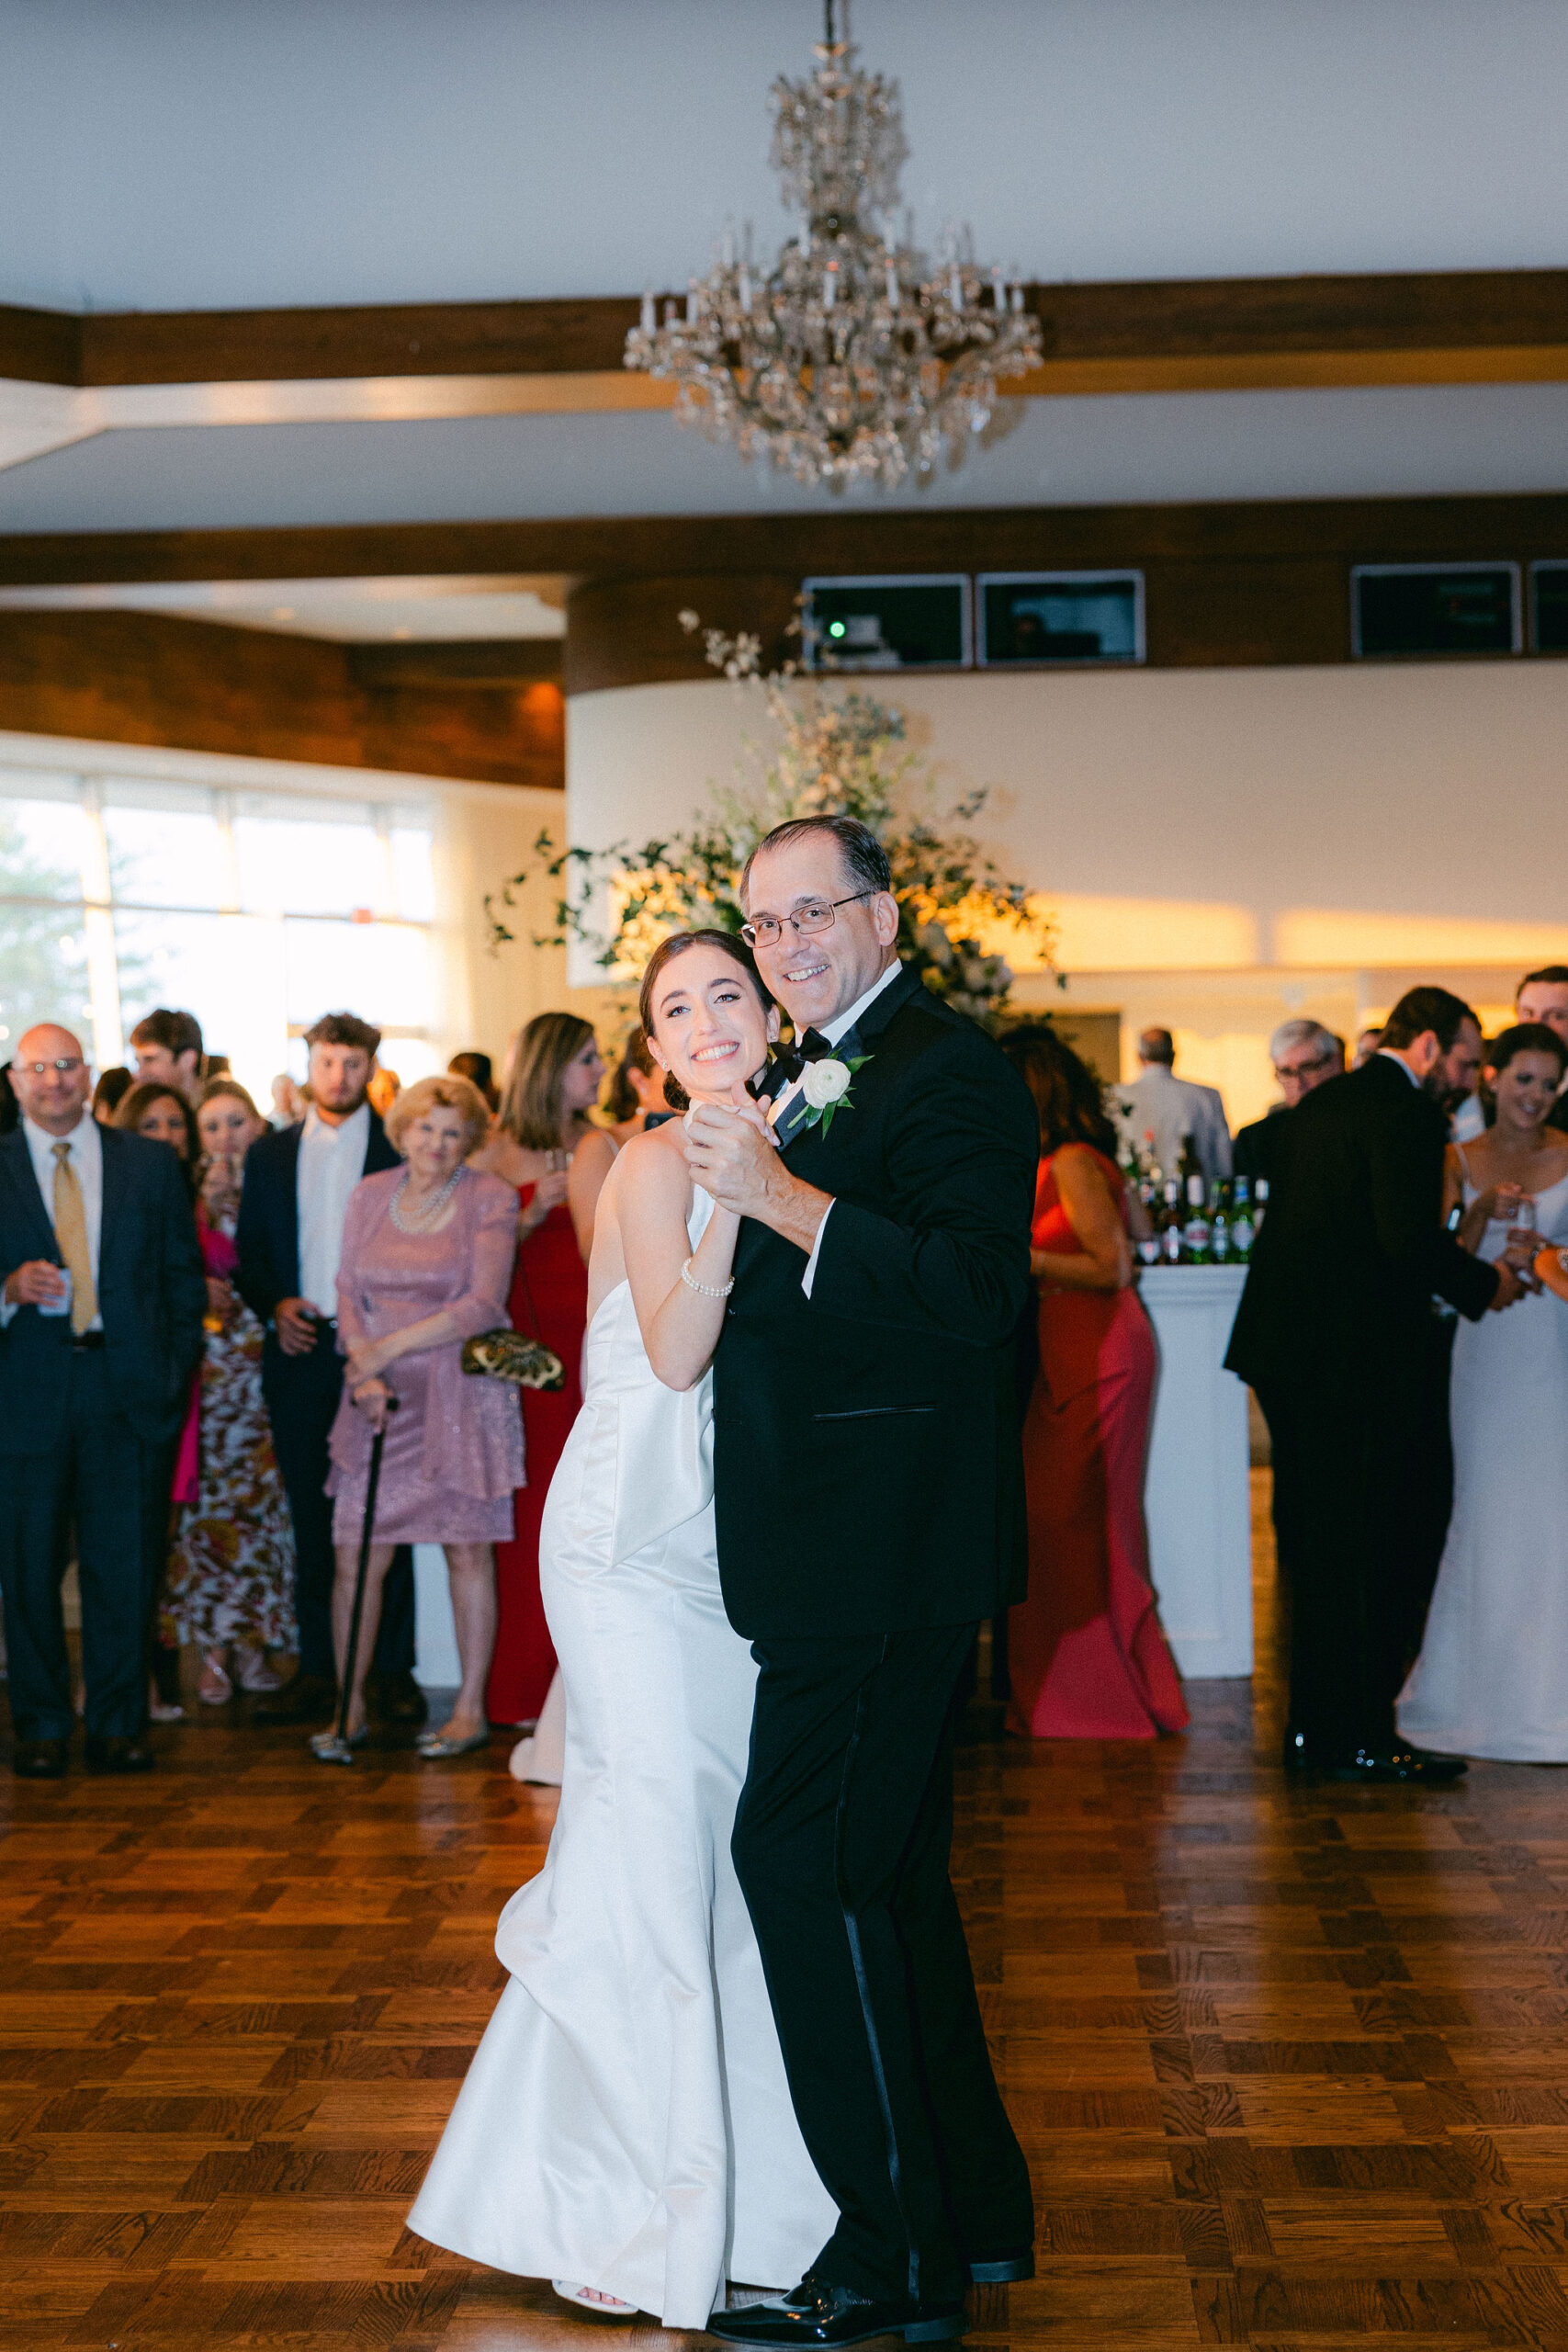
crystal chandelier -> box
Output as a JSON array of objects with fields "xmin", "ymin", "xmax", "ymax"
[{"xmin": 624, "ymin": 3, "xmax": 1043, "ymax": 492}]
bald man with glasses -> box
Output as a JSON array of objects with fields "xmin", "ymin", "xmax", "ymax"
[{"xmin": 0, "ymin": 1024, "xmax": 205, "ymax": 1777}]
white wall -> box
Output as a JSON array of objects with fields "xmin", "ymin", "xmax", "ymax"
[
  {"xmin": 1, "ymin": 0, "xmax": 1565, "ymax": 312},
  {"xmin": 568, "ymin": 662, "xmax": 1568, "ymax": 1125}
]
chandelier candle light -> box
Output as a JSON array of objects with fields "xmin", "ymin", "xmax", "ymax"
[{"xmin": 624, "ymin": 2, "xmax": 1043, "ymax": 491}]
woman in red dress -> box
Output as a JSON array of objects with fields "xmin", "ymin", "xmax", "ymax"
[
  {"xmin": 999, "ymin": 1026, "xmax": 1188, "ymax": 1741},
  {"xmin": 470, "ymin": 1013, "xmax": 612, "ymax": 1726}
]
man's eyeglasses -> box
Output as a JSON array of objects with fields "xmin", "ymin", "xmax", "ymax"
[
  {"xmin": 741, "ymin": 890, "xmax": 874, "ymax": 951},
  {"xmin": 1275, "ymin": 1053, "xmax": 1335, "ymax": 1086},
  {"xmin": 17, "ymin": 1057, "xmax": 85, "ymax": 1078}
]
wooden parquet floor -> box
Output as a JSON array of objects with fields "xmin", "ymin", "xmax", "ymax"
[{"xmin": 6, "ymin": 1476, "xmax": 1568, "ymax": 2351}]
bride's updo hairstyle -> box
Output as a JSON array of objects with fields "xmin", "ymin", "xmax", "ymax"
[{"xmin": 638, "ymin": 929, "xmax": 771, "ymax": 1111}]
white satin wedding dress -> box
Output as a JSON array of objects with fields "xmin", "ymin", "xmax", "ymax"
[
  {"xmin": 409, "ymin": 1188, "xmax": 835, "ymax": 2325},
  {"xmin": 1398, "ymin": 1164, "xmax": 1568, "ymax": 1761}
]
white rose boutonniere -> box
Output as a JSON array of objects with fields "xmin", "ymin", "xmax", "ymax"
[{"xmin": 798, "ymin": 1053, "xmax": 871, "ymax": 1138}]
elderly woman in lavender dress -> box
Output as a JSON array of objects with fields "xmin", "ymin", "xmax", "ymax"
[{"xmin": 317, "ymin": 1074, "xmax": 522, "ymax": 1762}]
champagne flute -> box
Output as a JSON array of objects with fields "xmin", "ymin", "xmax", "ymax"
[{"xmin": 1507, "ymin": 1192, "xmax": 1540, "ymax": 1287}]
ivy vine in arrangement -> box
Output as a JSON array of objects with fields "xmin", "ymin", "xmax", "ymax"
[{"xmin": 485, "ymin": 612, "xmax": 1059, "ymax": 1025}]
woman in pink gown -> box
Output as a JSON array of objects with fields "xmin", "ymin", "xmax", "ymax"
[
  {"xmin": 322, "ymin": 1075, "xmax": 522, "ymax": 1759},
  {"xmin": 999, "ymin": 1027, "xmax": 1188, "ymax": 1741}
]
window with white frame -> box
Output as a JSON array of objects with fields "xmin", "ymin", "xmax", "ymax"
[{"xmin": 0, "ymin": 763, "xmax": 438, "ymax": 1109}]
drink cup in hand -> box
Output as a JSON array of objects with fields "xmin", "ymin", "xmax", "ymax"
[{"xmin": 36, "ymin": 1266, "xmax": 73, "ymax": 1318}]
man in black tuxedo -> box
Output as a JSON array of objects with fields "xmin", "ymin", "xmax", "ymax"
[
  {"xmin": 1226, "ymin": 987, "xmax": 1519, "ymax": 1783},
  {"xmin": 684, "ymin": 817, "xmax": 1036, "ymax": 2351},
  {"xmin": 235, "ymin": 1011, "xmax": 422, "ymax": 1728},
  {"xmin": 0, "ymin": 1023, "xmax": 205, "ymax": 1776}
]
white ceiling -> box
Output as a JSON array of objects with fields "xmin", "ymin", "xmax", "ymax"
[
  {"xmin": 0, "ymin": 0, "xmax": 1564, "ymax": 314},
  {"xmin": 0, "ymin": 383, "xmax": 1565, "ymax": 538}
]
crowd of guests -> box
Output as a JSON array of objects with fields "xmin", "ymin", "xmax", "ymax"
[
  {"xmin": 979, "ymin": 966, "xmax": 1568, "ymax": 1779},
  {"xmin": 6, "ymin": 956, "xmax": 1567, "ymax": 1785},
  {"xmin": 0, "ymin": 996, "xmax": 668, "ymax": 1781}
]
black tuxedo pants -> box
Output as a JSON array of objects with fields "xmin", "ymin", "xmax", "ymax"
[
  {"xmin": 1258, "ymin": 1365, "xmax": 1428, "ymax": 1758},
  {"xmin": 261, "ymin": 1324, "xmax": 414, "ymax": 1684},
  {"xmin": 732, "ymin": 1626, "xmax": 1033, "ymax": 2306},
  {"xmin": 0, "ymin": 1351, "xmax": 155, "ymax": 1741}
]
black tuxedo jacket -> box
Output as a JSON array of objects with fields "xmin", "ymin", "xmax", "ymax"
[
  {"xmin": 1225, "ymin": 1054, "xmax": 1497, "ymax": 1400},
  {"xmin": 0, "ymin": 1123, "xmax": 206, "ymax": 1453},
  {"xmin": 234, "ymin": 1108, "xmax": 399, "ymax": 1328},
  {"xmin": 1232, "ymin": 1106, "xmax": 1287, "ymax": 1190},
  {"xmin": 712, "ymin": 964, "xmax": 1039, "ymax": 1639}
]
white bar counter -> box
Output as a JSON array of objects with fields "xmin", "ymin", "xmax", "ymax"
[{"xmin": 1138, "ymin": 1262, "xmax": 1253, "ymax": 1679}]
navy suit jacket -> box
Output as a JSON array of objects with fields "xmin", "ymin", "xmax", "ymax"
[
  {"xmin": 234, "ymin": 1109, "xmax": 400, "ymax": 1329},
  {"xmin": 0, "ymin": 1123, "xmax": 206, "ymax": 1453}
]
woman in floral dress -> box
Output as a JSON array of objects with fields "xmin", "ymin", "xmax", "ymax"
[{"xmin": 164, "ymin": 1080, "xmax": 298, "ymax": 1703}]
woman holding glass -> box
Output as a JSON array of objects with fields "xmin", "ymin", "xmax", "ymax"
[
  {"xmin": 470, "ymin": 1013, "xmax": 610, "ymax": 1729},
  {"xmin": 321, "ymin": 1074, "xmax": 522, "ymax": 1760},
  {"xmin": 1399, "ymin": 1022, "xmax": 1568, "ymax": 1761}
]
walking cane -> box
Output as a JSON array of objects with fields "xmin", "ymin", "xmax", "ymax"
[{"xmin": 314, "ymin": 1395, "xmax": 399, "ymax": 1767}]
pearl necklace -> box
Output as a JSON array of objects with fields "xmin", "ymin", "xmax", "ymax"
[{"xmin": 389, "ymin": 1167, "xmax": 463, "ymax": 1233}]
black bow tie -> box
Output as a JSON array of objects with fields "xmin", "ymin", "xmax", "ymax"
[{"xmin": 749, "ymin": 1030, "xmax": 835, "ymax": 1100}]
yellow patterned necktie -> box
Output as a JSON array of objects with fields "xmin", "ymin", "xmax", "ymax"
[{"xmin": 51, "ymin": 1139, "xmax": 96, "ymax": 1337}]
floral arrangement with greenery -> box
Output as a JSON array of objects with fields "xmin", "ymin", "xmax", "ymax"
[{"xmin": 486, "ymin": 613, "xmax": 1057, "ymax": 1024}]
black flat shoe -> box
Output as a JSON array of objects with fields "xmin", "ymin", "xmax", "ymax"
[
  {"xmin": 84, "ymin": 1736, "xmax": 154, "ymax": 1775},
  {"xmin": 251, "ymin": 1670, "xmax": 338, "ymax": 1725},
  {"xmin": 13, "ymin": 1738, "xmax": 67, "ymax": 1780},
  {"xmin": 709, "ymin": 2281, "xmax": 965, "ymax": 2347},
  {"xmin": 367, "ymin": 1668, "xmax": 429, "ymax": 1727}
]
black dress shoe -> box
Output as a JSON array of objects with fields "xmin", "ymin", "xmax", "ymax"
[
  {"xmin": 709, "ymin": 2280, "xmax": 966, "ymax": 2347},
  {"xmin": 367, "ymin": 1668, "xmax": 429, "ymax": 1727},
  {"xmin": 13, "ymin": 1738, "xmax": 67, "ymax": 1780},
  {"xmin": 84, "ymin": 1736, "xmax": 154, "ymax": 1774},
  {"xmin": 1325, "ymin": 1746, "xmax": 1467, "ymax": 1784},
  {"xmin": 251, "ymin": 1670, "xmax": 338, "ymax": 1725},
  {"xmin": 965, "ymin": 2251, "xmax": 1033, "ymax": 2284}
]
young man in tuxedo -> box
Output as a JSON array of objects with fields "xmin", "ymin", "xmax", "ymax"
[
  {"xmin": 683, "ymin": 817, "xmax": 1036, "ymax": 2349},
  {"xmin": 0, "ymin": 1023, "xmax": 206, "ymax": 1776},
  {"xmin": 1227, "ymin": 987, "xmax": 1521, "ymax": 1783},
  {"xmin": 235, "ymin": 1011, "xmax": 423, "ymax": 1729}
]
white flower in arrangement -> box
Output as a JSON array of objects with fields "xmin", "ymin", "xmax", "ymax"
[{"xmin": 802, "ymin": 1057, "xmax": 852, "ymax": 1108}]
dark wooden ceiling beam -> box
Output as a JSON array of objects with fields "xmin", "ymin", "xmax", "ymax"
[
  {"xmin": 0, "ymin": 610, "xmax": 564, "ymax": 788},
  {"xmin": 4, "ymin": 492, "xmax": 1568, "ymax": 593},
  {"xmin": 3, "ymin": 269, "xmax": 1565, "ymax": 389},
  {"xmin": 346, "ymin": 638, "xmax": 564, "ymax": 690}
]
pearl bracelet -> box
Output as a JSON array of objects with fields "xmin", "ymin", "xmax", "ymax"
[{"xmin": 682, "ymin": 1256, "xmax": 735, "ymax": 1299}]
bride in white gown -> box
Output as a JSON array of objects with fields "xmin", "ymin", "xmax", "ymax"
[
  {"xmin": 410, "ymin": 931, "xmax": 836, "ymax": 2325},
  {"xmin": 1398, "ymin": 1023, "xmax": 1568, "ymax": 1762}
]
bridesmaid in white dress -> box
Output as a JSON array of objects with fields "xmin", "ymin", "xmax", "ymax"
[
  {"xmin": 409, "ymin": 931, "xmax": 836, "ymax": 2328},
  {"xmin": 1399, "ymin": 1023, "xmax": 1568, "ymax": 1762}
]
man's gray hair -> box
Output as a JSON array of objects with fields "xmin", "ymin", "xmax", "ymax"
[{"xmin": 1269, "ymin": 1017, "xmax": 1339, "ymax": 1066}]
